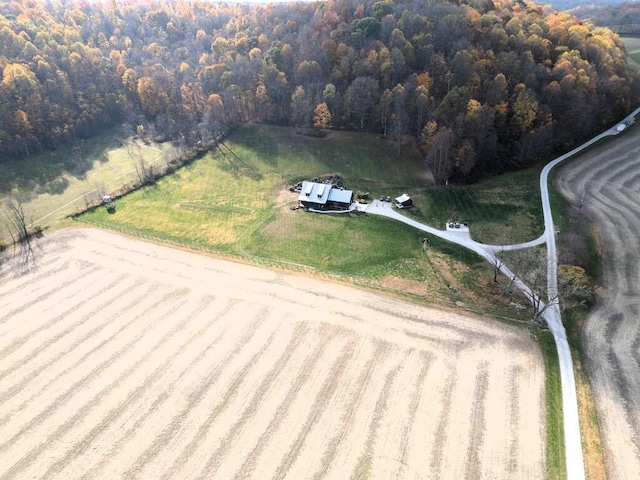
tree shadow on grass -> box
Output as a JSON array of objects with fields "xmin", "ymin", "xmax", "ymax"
[
  {"xmin": 216, "ymin": 143, "xmax": 264, "ymax": 181},
  {"xmin": 0, "ymin": 129, "xmax": 125, "ymax": 198},
  {"xmin": 38, "ymin": 177, "xmax": 70, "ymax": 196}
]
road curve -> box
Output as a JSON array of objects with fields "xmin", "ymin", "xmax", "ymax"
[{"xmin": 364, "ymin": 107, "xmax": 640, "ymax": 480}]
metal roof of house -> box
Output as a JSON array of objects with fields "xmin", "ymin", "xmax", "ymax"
[
  {"xmin": 395, "ymin": 193, "xmax": 411, "ymax": 203},
  {"xmin": 299, "ymin": 181, "xmax": 331, "ymax": 204},
  {"xmin": 327, "ymin": 187, "xmax": 353, "ymax": 204},
  {"xmin": 298, "ymin": 181, "xmax": 353, "ymax": 205}
]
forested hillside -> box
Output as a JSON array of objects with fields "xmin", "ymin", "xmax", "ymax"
[
  {"xmin": 1, "ymin": 0, "xmax": 637, "ymax": 182},
  {"xmin": 544, "ymin": 0, "xmax": 627, "ymax": 12},
  {"xmin": 570, "ymin": 2, "xmax": 640, "ymax": 35}
]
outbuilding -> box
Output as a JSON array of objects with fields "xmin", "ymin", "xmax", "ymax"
[
  {"xmin": 394, "ymin": 193, "xmax": 413, "ymax": 208},
  {"xmin": 298, "ymin": 181, "xmax": 353, "ymax": 211}
]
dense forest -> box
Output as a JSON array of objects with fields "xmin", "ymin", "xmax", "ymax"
[{"xmin": 0, "ymin": 0, "xmax": 638, "ymax": 182}]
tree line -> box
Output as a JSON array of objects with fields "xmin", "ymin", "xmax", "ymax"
[{"xmin": 1, "ymin": 0, "xmax": 638, "ymax": 182}]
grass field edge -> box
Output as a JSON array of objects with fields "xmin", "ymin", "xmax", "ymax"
[{"xmin": 534, "ymin": 329, "xmax": 567, "ymax": 480}]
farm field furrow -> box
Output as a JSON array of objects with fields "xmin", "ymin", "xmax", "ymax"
[
  {"xmin": 0, "ymin": 228, "xmax": 544, "ymax": 479},
  {"xmin": 557, "ymin": 129, "xmax": 640, "ymax": 480}
]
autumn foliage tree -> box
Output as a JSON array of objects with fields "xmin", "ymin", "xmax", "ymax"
[
  {"xmin": 313, "ymin": 102, "xmax": 332, "ymax": 130},
  {"xmin": 0, "ymin": 0, "xmax": 637, "ymax": 184}
]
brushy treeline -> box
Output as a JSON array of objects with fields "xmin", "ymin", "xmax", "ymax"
[{"xmin": 1, "ymin": 0, "xmax": 638, "ymax": 182}]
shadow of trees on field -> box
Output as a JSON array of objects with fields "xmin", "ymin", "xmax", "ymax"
[
  {"xmin": 216, "ymin": 142, "xmax": 264, "ymax": 181},
  {"xmin": 0, "ymin": 129, "xmax": 125, "ymax": 199}
]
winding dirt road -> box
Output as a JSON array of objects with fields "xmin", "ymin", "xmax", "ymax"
[
  {"xmin": 557, "ymin": 129, "xmax": 640, "ymax": 480},
  {"xmin": 0, "ymin": 228, "xmax": 545, "ymax": 479}
]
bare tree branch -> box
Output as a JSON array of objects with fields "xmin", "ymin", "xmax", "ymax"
[
  {"xmin": 2, "ymin": 198, "xmax": 38, "ymax": 274},
  {"xmin": 502, "ymin": 248, "xmax": 554, "ymax": 326}
]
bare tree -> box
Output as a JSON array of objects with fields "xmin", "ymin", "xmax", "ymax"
[
  {"xmin": 379, "ymin": 89, "xmax": 392, "ymax": 136},
  {"xmin": 500, "ymin": 249, "xmax": 591, "ymax": 326},
  {"xmin": 290, "ymin": 85, "xmax": 312, "ymax": 132},
  {"xmin": 504, "ymin": 248, "xmax": 552, "ymax": 326},
  {"xmin": 491, "ymin": 242, "xmax": 510, "ymax": 283},
  {"xmin": 161, "ymin": 145, "xmax": 188, "ymax": 172},
  {"xmin": 391, "ymin": 83, "xmax": 408, "ymax": 142},
  {"xmin": 426, "ymin": 127, "xmax": 455, "ymax": 184},
  {"xmin": 82, "ymin": 183, "xmax": 106, "ymax": 211},
  {"xmin": 2, "ymin": 198, "xmax": 38, "ymax": 273},
  {"xmin": 3, "ymin": 199, "xmax": 29, "ymax": 244},
  {"xmin": 82, "ymin": 190, "xmax": 93, "ymax": 211},
  {"xmin": 125, "ymin": 139, "xmax": 155, "ymax": 185},
  {"xmin": 492, "ymin": 253, "xmax": 504, "ymax": 283},
  {"xmin": 345, "ymin": 76, "xmax": 380, "ymax": 130}
]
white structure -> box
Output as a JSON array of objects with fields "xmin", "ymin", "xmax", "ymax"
[
  {"xmin": 298, "ymin": 181, "xmax": 353, "ymax": 210},
  {"xmin": 394, "ymin": 193, "xmax": 413, "ymax": 208}
]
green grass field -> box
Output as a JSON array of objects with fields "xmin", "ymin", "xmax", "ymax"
[
  {"xmin": 0, "ymin": 129, "xmax": 171, "ymax": 241},
  {"xmin": 409, "ymin": 167, "xmax": 544, "ymax": 244},
  {"xmin": 535, "ymin": 329, "xmax": 567, "ymax": 480},
  {"xmin": 81, "ymin": 125, "xmax": 430, "ymax": 250},
  {"xmin": 621, "ymin": 36, "xmax": 640, "ymax": 70}
]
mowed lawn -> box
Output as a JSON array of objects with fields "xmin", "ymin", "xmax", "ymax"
[
  {"xmin": 82, "ymin": 125, "xmax": 429, "ymax": 260},
  {"xmin": 409, "ymin": 167, "xmax": 545, "ymax": 244}
]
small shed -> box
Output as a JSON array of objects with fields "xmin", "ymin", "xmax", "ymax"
[
  {"xmin": 102, "ymin": 194, "xmax": 116, "ymax": 212},
  {"xmin": 394, "ymin": 193, "xmax": 413, "ymax": 208}
]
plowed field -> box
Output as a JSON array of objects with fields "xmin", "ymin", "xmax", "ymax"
[
  {"xmin": 0, "ymin": 228, "xmax": 544, "ymax": 479},
  {"xmin": 557, "ymin": 132, "xmax": 640, "ymax": 480}
]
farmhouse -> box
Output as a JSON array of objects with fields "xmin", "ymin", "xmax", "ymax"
[{"xmin": 298, "ymin": 181, "xmax": 354, "ymax": 211}]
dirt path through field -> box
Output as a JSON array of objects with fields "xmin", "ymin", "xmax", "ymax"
[
  {"xmin": 557, "ymin": 131, "xmax": 640, "ymax": 480},
  {"xmin": 0, "ymin": 228, "xmax": 544, "ymax": 479}
]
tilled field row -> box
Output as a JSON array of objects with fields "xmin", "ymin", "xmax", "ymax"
[
  {"xmin": 557, "ymin": 132, "xmax": 640, "ymax": 480},
  {"xmin": 0, "ymin": 229, "xmax": 544, "ymax": 479}
]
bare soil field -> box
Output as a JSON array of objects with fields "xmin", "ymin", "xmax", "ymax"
[
  {"xmin": 557, "ymin": 131, "xmax": 640, "ymax": 479},
  {"xmin": 0, "ymin": 228, "xmax": 544, "ymax": 479}
]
